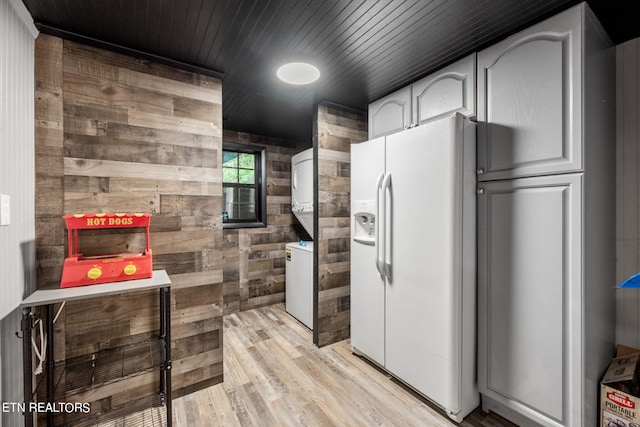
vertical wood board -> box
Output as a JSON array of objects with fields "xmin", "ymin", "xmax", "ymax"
[{"xmin": 314, "ymin": 103, "xmax": 367, "ymax": 347}]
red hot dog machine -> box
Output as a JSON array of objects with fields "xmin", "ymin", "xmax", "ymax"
[{"xmin": 60, "ymin": 213, "xmax": 153, "ymax": 288}]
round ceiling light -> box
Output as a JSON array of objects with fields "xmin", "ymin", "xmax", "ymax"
[{"xmin": 277, "ymin": 62, "xmax": 320, "ymax": 85}]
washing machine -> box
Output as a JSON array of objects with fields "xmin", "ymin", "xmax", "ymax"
[{"xmin": 285, "ymin": 241, "xmax": 313, "ymax": 329}]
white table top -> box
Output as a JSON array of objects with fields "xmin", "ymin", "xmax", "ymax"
[{"xmin": 20, "ymin": 270, "xmax": 171, "ymax": 307}]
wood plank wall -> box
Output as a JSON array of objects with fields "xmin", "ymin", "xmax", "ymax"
[
  {"xmin": 616, "ymin": 38, "xmax": 640, "ymax": 347},
  {"xmin": 221, "ymin": 130, "xmax": 307, "ymax": 315},
  {"xmin": 314, "ymin": 103, "xmax": 367, "ymax": 347},
  {"xmin": 34, "ymin": 35, "xmax": 223, "ymax": 423}
]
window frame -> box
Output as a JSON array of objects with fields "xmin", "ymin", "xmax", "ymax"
[{"xmin": 222, "ymin": 142, "xmax": 267, "ymax": 229}]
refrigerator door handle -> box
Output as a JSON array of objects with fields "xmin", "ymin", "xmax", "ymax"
[
  {"xmin": 382, "ymin": 172, "xmax": 392, "ymax": 281},
  {"xmin": 375, "ymin": 172, "xmax": 385, "ymax": 276}
]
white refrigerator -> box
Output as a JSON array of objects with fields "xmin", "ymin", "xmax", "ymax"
[{"xmin": 350, "ymin": 114, "xmax": 478, "ymax": 422}]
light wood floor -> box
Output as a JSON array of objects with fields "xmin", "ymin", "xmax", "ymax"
[{"xmin": 172, "ymin": 304, "xmax": 517, "ymax": 427}]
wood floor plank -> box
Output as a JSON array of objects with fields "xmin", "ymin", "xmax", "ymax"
[
  {"xmin": 323, "ymin": 351, "xmax": 447, "ymax": 426},
  {"xmin": 294, "ymin": 347, "xmax": 407, "ymax": 427},
  {"xmin": 222, "ymin": 333, "xmax": 252, "ymax": 387},
  {"xmin": 195, "ymin": 389, "xmax": 218, "ymax": 425},
  {"xmin": 207, "ymin": 383, "xmax": 242, "ymax": 427},
  {"xmin": 330, "ymin": 343, "xmax": 455, "ymax": 421}
]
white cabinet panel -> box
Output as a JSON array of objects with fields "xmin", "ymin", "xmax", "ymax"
[
  {"xmin": 368, "ymin": 86, "xmax": 411, "ymax": 139},
  {"xmin": 477, "ymin": 7, "xmax": 581, "ymax": 181},
  {"xmin": 412, "ymin": 54, "xmax": 476, "ymax": 125},
  {"xmin": 478, "ymin": 174, "xmax": 582, "ymax": 425}
]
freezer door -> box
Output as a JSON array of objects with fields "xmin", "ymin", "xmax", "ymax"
[
  {"xmin": 383, "ymin": 116, "xmax": 470, "ymax": 413},
  {"xmin": 350, "ymin": 137, "xmax": 386, "ymax": 366}
]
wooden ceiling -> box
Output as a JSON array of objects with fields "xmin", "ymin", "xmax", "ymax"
[{"xmin": 21, "ymin": 0, "xmax": 640, "ymax": 143}]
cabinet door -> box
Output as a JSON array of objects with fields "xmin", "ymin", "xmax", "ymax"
[
  {"xmin": 477, "ymin": 7, "xmax": 581, "ymax": 181},
  {"xmin": 411, "ymin": 53, "xmax": 476, "ymax": 125},
  {"xmin": 368, "ymin": 86, "xmax": 411, "ymax": 138},
  {"xmin": 477, "ymin": 174, "xmax": 582, "ymax": 426}
]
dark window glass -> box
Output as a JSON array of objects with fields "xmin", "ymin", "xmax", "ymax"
[{"xmin": 222, "ymin": 143, "xmax": 266, "ymax": 228}]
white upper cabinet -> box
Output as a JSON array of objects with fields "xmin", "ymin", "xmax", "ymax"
[
  {"xmin": 477, "ymin": 7, "xmax": 581, "ymax": 181},
  {"xmin": 368, "ymin": 53, "xmax": 476, "ymax": 139},
  {"xmin": 368, "ymin": 86, "xmax": 411, "ymax": 139},
  {"xmin": 411, "ymin": 54, "xmax": 476, "ymax": 126}
]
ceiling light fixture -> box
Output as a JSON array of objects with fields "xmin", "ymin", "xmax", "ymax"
[{"xmin": 277, "ymin": 62, "xmax": 320, "ymax": 85}]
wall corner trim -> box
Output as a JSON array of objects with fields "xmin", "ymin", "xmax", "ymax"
[{"xmin": 8, "ymin": 0, "xmax": 38, "ymax": 39}]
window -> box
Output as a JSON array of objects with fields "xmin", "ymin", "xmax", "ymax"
[{"xmin": 222, "ymin": 142, "xmax": 267, "ymax": 228}]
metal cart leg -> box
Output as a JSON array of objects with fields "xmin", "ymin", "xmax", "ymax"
[
  {"xmin": 159, "ymin": 286, "xmax": 172, "ymax": 427},
  {"xmin": 159, "ymin": 290, "xmax": 166, "ymax": 398},
  {"xmin": 165, "ymin": 286, "xmax": 172, "ymax": 427},
  {"xmin": 22, "ymin": 308, "xmax": 33, "ymax": 427},
  {"xmin": 46, "ymin": 304, "xmax": 54, "ymax": 427}
]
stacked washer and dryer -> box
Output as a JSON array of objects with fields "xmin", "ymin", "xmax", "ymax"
[{"xmin": 285, "ymin": 148, "xmax": 314, "ymax": 329}]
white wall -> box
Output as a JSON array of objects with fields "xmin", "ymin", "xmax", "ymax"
[
  {"xmin": 0, "ymin": 0, "xmax": 37, "ymax": 425},
  {"xmin": 616, "ymin": 38, "xmax": 640, "ymax": 347},
  {"xmin": 0, "ymin": 0, "xmax": 37, "ymax": 318}
]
